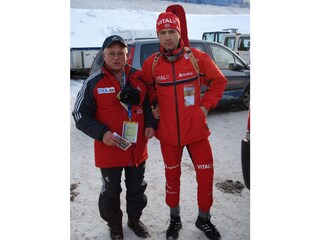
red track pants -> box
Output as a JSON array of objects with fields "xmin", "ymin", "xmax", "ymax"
[{"xmin": 160, "ymin": 138, "xmax": 214, "ymax": 212}]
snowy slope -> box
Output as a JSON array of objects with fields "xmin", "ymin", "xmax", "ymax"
[
  {"xmin": 70, "ymin": 0, "xmax": 250, "ymax": 48},
  {"xmin": 71, "ymin": 0, "xmax": 250, "ymax": 14},
  {"xmin": 70, "ymin": 7, "xmax": 250, "ymax": 48}
]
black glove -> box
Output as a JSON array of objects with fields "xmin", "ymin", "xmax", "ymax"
[{"xmin": 120, "ymin": 85, "xmax": 140, "ymax": 105}]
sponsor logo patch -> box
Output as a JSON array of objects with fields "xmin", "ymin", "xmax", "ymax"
[
  {"xmin": 178, "ymin": 72, "xmax": 194, "ymax": 78},
  {"xmin": 196, "ymin": 163, "xmax": 213, "ymax": 170},
  {"xmin": 97, "ymin": 87, "xmax": 115, "ymax": 94},
  {"xmin": 155, "ymin": 75, "xmax": 170, "ymax": 82}
]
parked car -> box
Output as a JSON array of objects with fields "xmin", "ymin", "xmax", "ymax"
[
  {"xmin": 202, "ymin": 28, "xmax": 250, "ymax": 65},
  {"xmin": 241, "ymin": 109, "xmax": 250, "ymax": 189},
  {"xmin": 90, "ymin": 39, "xmax": 250, "ymax": 110}
]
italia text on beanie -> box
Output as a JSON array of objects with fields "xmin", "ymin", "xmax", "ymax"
[{"xmin": 156, "ymin": 12, "xmax": 181, "ymax": 34}]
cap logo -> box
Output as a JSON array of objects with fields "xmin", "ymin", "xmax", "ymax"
[
  {"xmin": 156, "ymin": 12, "xmax": 181, "ymax": 34},
  {"xmin": 158, "ymin": 18, "xmax": 177, "ymax": 26}
]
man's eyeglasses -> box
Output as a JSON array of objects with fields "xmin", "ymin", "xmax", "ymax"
[{"xmin": 106, "ymin": 52, "xmax": 126, "ymax": 58}]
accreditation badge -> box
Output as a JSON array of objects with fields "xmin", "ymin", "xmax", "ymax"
[
  {"xmin": 122, "ymin": 121, "xmax": 139, "ymax": 143},
  {"xmin": 184, "ymin": 84, "xmax": 195, "ymax": 107}
]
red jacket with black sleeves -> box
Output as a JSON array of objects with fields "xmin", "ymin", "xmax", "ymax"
[
  {"xmin": 73, "ymin": 65, "xmax": 157, "ymax": 168},
  {"xmin": 141, "ymin": 42, "xmax": 227, "ymax": 147}
]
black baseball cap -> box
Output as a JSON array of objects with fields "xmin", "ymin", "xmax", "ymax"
[{"xmin": 101, "ymin": 35, "xmax": 127, "ymax": 50}]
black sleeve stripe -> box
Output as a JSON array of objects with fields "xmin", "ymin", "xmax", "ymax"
[{"xmin": 73, "ymin": 70, "xmax": 102, "ymax": 121}]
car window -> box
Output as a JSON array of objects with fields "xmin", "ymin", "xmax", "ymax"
[
  {"xmin": 209, "ymin": 44, "xmax": 242, "ymax": 69},
  {"xmin": 140, "ymin": 43, "xmax": 159, "ymax": 67},
  {"xmin": 89, "ymin": 49, "xmax": 103, "ymax": 75},
  {"xmin": 190, "ymin": 42, "xmax": 206, "ymax": 52},
  {"xmin": 238, "ymin": 37, "xmax": 250, "ymax": 51},
  {"xmin": 224, "ymin": 37, "xmax": 236, "ymax": 50},
  {"xmin": 127, "ymin": 45, "xmax": 133, "ymax": 56},
  {"xmin": 217, "ymin": 34, "xmax": 226, "ymax": 43},
  {"xmin": 202, "ymin": 32, "xmax": 215, "ymax": 42}
]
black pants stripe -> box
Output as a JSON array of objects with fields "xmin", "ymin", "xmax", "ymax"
[{"xmin": 98, "ymin": 162, "xmax": 147, "ymax": 228}]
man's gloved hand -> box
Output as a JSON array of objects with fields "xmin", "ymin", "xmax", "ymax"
[{"xmin": 120, "ymin": 85, "xmax": 140, "ymax": 105}]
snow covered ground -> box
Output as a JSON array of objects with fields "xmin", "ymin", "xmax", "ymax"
[{"xmin": 70, "ymin": 80, "xmax": 250, "ymax": 240}]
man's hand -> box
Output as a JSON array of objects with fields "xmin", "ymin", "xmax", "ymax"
[
  {"xmin": 145, "ymin": 128, "xmax": 155, "ymax": 139},
  {"xmin": 102, "ymin": 131, "xmax": 120, "ymax": 146},
  {"xmin": 200, "ymin": 105, "xmax": 209, "ymax": 117},
  {"xmin": 152, "ymin": 104, "xmax": 160, "ymax": 119}
]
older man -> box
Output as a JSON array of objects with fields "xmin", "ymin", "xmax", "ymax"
[{"xmin": 73, "ymin": 35, "xmax": 157, "ymax": 240}]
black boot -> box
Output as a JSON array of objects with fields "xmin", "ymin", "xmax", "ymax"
[
  {"xmin": 166, "ymin": 216, "xmax": 182, "ymax": 240},
  {"xmin": 195, "ymin": 216, "xmax": 221, "ymax": 240},
  {"xmin": 127, "ymin": 219, "xmax": 150, "ymax": 238},
  {"xmin": 109, "ymin": 225, "xmax": 123, "ymax": 240}
]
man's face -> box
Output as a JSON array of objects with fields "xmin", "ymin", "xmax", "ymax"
[
  {"xmin": 158, "ymin": 28, "xmax": 181, "ymax": 52},
  {"xmin": 102, "ymin": 42, "xmax": 128, "ymax": 72}
]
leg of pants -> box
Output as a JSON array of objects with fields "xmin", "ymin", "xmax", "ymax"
[
  {"xmin": 124, "ymin": 161, "xmax": 147, "ymax": 222},
  {"xmin": 160, "ymin": 141, "xmax": 183, "ymax": 208},
  {"xmin": 99, "ymin": 167, "xmax": 123, "ymax": 227},
  {"xmin": 186, "ymin": 138, "xmax": 214, "ymax": 212}
]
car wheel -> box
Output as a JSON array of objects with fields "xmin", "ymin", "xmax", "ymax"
[{"xmin": 239, "ymin": 87, "xmax": 250, "ymax": 110}]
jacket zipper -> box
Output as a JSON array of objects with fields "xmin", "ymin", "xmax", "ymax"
[{"xmin": 172, "ymin": 62, "xmax": 181, "ymax": 147}]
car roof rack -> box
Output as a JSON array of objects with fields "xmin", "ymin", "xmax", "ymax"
[{"xmin": 222, "ymin": 28, "xmax": 239, "ymax": 33}]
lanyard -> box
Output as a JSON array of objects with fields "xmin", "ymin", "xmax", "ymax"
[{"xmin": 121, "ymin": 72, "xmax": 132, "ymax": 122}]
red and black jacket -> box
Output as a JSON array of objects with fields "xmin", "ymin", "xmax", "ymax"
[{"xmin": 73, "ymin": 65, "xmax": 157, "ymax": 168}]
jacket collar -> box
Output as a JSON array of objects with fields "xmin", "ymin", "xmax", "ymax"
[{"xmin": 159, "ymin": 39, "xmax": 185, "ymax": 62}]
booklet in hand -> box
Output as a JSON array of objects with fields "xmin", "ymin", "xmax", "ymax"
[{"xmin": 113, "ymin": 132, "xmax": 132, "ymax": 151}]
